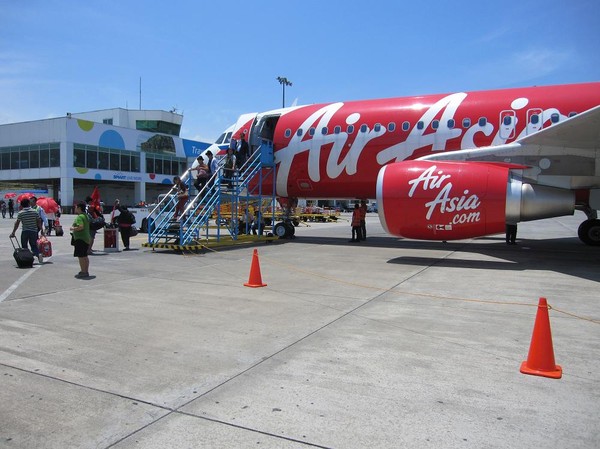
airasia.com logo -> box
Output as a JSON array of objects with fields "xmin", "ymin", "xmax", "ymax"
[{"xmin": 407, "ymin": 165, "xmax": 482, "ymax": 225}]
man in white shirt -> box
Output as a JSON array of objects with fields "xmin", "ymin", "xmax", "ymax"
[{"xmin": 30, "ymin": 197, "xmax": 48, "ymax": 235}]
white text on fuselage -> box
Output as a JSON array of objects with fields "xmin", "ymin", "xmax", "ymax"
[
  {"xmin": 274, "ymin": 93, "xmax": 563, "ymax": 196},
  {"xmin": 408, "ymin": 165, "xmax": 481, "ymax": 224}
]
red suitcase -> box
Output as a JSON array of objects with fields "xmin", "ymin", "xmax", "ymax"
[{"xmin": 37, "ymin": 236, "xmax": 52, "ymax": 258}]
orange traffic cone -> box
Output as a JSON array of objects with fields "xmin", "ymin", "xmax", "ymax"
[
  {"xmin": 520, "ymin": 297, "xmax": 562, "ymax": 379},
  {"xmin": 244, "ymin": 249, "xmax": 267, "ymax": 288}
]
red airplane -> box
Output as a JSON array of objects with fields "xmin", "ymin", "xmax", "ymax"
[{"xmin": 210, "ymin": 82, "xmax": 600, "ymax": 245}]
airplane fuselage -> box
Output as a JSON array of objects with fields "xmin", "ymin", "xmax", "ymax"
[{"xmin": 240, "ymin": 83, "xmax": 600, "ymax": 199}]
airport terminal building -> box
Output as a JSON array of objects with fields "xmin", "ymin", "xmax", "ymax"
[{"xmin": 0, "ymin": 109, "xmax": 210, "ymax": 209}]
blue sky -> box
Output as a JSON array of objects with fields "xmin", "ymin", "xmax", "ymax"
[{"xmin": 1, "ymin": 0, "xmax": 597, "ymax": 142}]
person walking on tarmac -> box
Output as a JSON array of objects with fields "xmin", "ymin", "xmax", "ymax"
[
  {"xmin": 505, "ymin": 220, "xmax": 518, "ymax": 245},
  {"xmin": 359, "ymin": 200, "xmax": 368, "ymax": 241},
  {"xmin": 349, "ymin": 203, "xmax": 363, "ymax": 242},
  {"xmin": 85, "ymin": 196, "xmax": 103, "ymax": 254},
  {"xmin": 252, "ymin": 209, "xmax": 265, "ymax": 236},
  {"xmin": 10, "ymin": 198, "xmax": 43, "ymax": 263},
  {"xmin": 113, "ymin": 200, "xmax": 136, "ymax": 250},
  {"xmin": 30, "ymin": 196, "xmax": 49, "ymax": 231}
]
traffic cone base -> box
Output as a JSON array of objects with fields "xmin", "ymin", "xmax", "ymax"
[
  {"xmin": 520, "ymin": 361, "xmax": 562, "ymax": 379},
  {"xmin": 520, "ymin": 297, "xmax": 562, "ymax": 379},
  {"xmin": 244, "ymin": 249, "xmax": 267, "ymax": 288}
]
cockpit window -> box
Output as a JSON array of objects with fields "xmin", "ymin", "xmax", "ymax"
[
  {"xmin": 215, "ymin": 132, "xmax": 226, "ymax": 144},
  {"xmin": 224, "ymin": 132, "xmax": 232, "ymax": 144}
]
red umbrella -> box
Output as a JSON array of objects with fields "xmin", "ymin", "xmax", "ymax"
[
  {"xmin": 4, "ymin": 192, "xmax": 16, "ymax": 199},
  {"xmin": 36, "ymin": 197, "xmax": 60, "ymax": 214},
  {"xmin": 17, "ymin": 192, "xmax": 35, "ymax": 203}
]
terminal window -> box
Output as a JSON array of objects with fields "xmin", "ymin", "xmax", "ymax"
[
  {"xmin": 136, "ymin": 120, "xmax": 181, "ymax": 136},
  {"xmin": 0, "ymin": 144, "xmax": 60, "ymax": 170},
  {"xmin": 145, "ymin": 153, "xmax": 186, "ymax": 176},
  {"xmin": 73, "ymin": 145, "xmax": 140, "ymax": 172}
]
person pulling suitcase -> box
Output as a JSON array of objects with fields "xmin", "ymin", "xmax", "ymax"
[{"xmin": 9, "ymin": 198, "xmax": 44, "ymax": 264}]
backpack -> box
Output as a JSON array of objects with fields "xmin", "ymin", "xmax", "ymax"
[
  {"xmin": 87, "ymin": 206, "xmax": 106, "ymax": 230},
  {"xmin": 120, "ymin": 210, "xmax": 135, "ymax": 225}
]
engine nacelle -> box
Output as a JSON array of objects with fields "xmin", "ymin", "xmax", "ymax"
[{"xmin": 376, "ymin": 161, "xmax": 575, "ymax": 241}]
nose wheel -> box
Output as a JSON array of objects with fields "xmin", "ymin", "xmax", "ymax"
[{"xmin": 274, "ymin": 221, "xmax": 296, "ymax": 238}]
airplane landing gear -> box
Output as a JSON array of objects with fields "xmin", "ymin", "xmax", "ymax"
[
  {"xmin": 274, "ymin": 220, "xmax": 296, "ymax": 238},
  {"xmin": 578, "ymin": 219, "xmax": 600, "ymax": 246}
]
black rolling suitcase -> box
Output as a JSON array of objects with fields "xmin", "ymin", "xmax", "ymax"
[{"xmin": 10, "ymin": 235, "xmax": 34, "ymax": 268}]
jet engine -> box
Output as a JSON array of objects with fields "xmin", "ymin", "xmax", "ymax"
[{"xmin": 376, "ymin": 161, "xmax": 575, "ymax": 241}]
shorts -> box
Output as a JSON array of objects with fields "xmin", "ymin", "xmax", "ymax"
[{"xmin": 73, "ymin": 239, "xmax": 90, "ymax": 258}]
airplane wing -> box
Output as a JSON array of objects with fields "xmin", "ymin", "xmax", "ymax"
[
  {"xmin": 518, "ymin": 104, "xmax": 600, "ymax": 149},
  {"xmin": 419, "ymin": 105, "xmax": 600, "ymax": 189}
]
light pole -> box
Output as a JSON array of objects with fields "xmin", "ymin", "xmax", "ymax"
[{"xmin": 276, "ymin": 76, "xmax": 292, "ymax": 108}]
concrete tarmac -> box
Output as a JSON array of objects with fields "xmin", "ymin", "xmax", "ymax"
[{"xmin": 0, "ymin": 212, "xmax": 599, "ymax": 448}]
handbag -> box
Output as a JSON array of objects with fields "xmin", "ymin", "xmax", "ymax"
[
  {"xmin": 130, "ymin": 225, "xmax": 139, "ymax": 237},
  {"xmin": 88, "ymin": 215, "xmax": 106, "ymax": 231}
]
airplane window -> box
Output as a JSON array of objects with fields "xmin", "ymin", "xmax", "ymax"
[
  {"xmin": 478, "ymin": 117, "xmax": 487, "ymax": 127},
  {"xmin": 417, "ymin": 121, "xmax": 424, "ymax": 130},
  {"xmin": 347, "ymin": 125, "xmax": 354, "ymax": 134},
  {"xmin": 388, "ymin": 122, "xmax": 396, "ymax": 132},
  {"xmin": 503, "ymin": 116, "xmax": 512, "ymax": 126},
  {"xmin": 447, "ymin": 119, "xmax": 455, "ymax": 129},
  {"xmin": 360, "ymin": 124, "xmax": 368, "ymax": 133},
  {"xmin": 462, "ymin": 118, "xmax": 471, "ymax": 128},
  {"xmin": 530, "ymin": 114, "xmax": 540, "ymax": 124},
  {"xmin": 374, "ymin": 123, "xmax": 381, "ymax": 132},
  {"xmin": 402, "ymin": 121, "xmax": 410, "ymax": 131},
  {"xmin": 224, "ymin": 132, "xmax": 232, "ymax": 144},
  {"xmin": 285, "ymin": 129, "xmax": 292, "ymax": 138},
  {"xmin": 431, "ymin": 120, "xmax": 439, "ymax": 130},
  {"xmin": 309, "ymin": 127, "xmax": 315, "ymax": 136},
  {"xmin": 321, "ymin": 127, "xmax": 328, "ymax": 135},
  {"xmin": 296, "ymin": 129, "xmax": 303, "ymax": 137},
  {"xmin": 569, "ymin": 111, "xmax": 577, "ymax": 117},
  {"xmin": 334, "ymin": 126, "xmax": 341, "ymax": 134},
  {"xmin": 551, "ymin": 113, "xmax": 560, "ymax": 123},
  {"xmin": 215, "ymin": 132, "xmax": 226, "ymax": 144}
]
